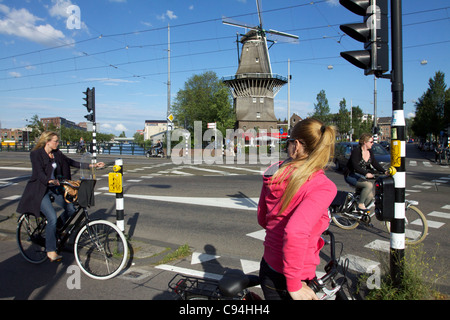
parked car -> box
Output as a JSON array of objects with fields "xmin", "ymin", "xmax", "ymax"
[
  {"xmin": 379, "ymin": 141, "xmax": 390, "ymax": 150},
  {"xmin": 334, "ymin": 142, "xmax": 391, "ymax": 171}
]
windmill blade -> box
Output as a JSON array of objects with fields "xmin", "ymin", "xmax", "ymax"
[
  {"xmin": 256, "ymin": 0, "xmax": 263, "ymax": 28},
  {"xmin": 267, "ymin": 29, "xmax": 299, "ymax": 40},
  {"xmin": 266, "ymin": 33, "xmax": 299, "ymax": 44},
  {"xmin": 222, "ymin": 16, "xmax": 258, "ymax": 30}
]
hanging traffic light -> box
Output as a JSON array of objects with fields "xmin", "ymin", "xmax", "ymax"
[
  {"xmin": 83, "ymin": 87, "xmax": 95, "ymax": 122},
  {"xmin": 374, "ymin": 175, "xmax": 395, "ymax": 221},
  {"xmin": 83, "ymin": 88, "xmax": 93, "ymax": 112},
  {"xmin": 339, "ymin": 0, "xmax": 389, "ymax": 77}
]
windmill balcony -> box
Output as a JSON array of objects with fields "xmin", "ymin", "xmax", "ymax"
[{"xmin": 222, "ymin": 73, "xmax": 287, "ymax": 99}]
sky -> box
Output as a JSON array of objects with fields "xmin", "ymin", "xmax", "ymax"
[{"xmin": 0, "ymin": 0, "xmax": 449, "ymax": 137}]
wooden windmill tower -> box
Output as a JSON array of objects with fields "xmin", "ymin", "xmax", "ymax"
[{"xmin": 222, "ymin": 0, "xmax": 298, "ymax": 132}]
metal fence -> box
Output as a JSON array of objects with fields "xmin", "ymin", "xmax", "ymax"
[{"xmin": 0, "ymin": 142, "xmax": 146, "ymax": 156}]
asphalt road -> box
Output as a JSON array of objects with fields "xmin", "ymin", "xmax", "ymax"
[{"xmin": 0, "ymin": 143, "xmax": 449, "ymax": 301}]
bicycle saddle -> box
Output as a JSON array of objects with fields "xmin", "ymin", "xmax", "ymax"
[{"xmin": 218, "ymin": 270, "xmax": 260, "ymax": 297}]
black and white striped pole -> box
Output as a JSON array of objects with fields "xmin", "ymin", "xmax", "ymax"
[
  {"xmin": 389, "ymin": 0, "xmax": 405, "ymax": 286},
  {"xmin": 91, "ymin": 121, "xmax": 97, "ymax": 178},
  {"xmin": 113, "ymin": 159, "xmax": 124, "ymax": 232}
]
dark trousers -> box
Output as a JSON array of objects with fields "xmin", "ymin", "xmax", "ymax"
[
  {"xmin": 40, "ymin": 188, "xmax": 75, "ymax": 252},
  {"xmin": 258, "ymin": 258, "xmax": 292, "ymax": 300}
]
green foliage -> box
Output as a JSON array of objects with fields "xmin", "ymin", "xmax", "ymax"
[
  {"xmin": 364, "ymin": 244, "xmax": 448, "ymax": 300},
  {"xmin": 171, "ymin": 71, "xmax": 235, "ymax": 135},
  {"xmin": 412, "ymin": 71, "xmax": 450, "ymax": 140}
]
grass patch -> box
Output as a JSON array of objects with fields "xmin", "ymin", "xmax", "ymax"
[
  {"xmin": 154, "ymin": 244, "xmax": 192, "ymax": 265},
  {"xmin": 361, "ymin": 243, "xmax": 448, "ymax": 300}
]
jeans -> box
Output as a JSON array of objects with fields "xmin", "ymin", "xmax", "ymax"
[
  {"xmin": 40, "ymin": 187, "xmax": 76, "ymax": 252},
  {"xmin": 258, "ymin": 258, "xmax": 292, "ymax": 300},
  {"xmin": 345, "ymin": 173, "xmax": 373, "ymax": 207}
]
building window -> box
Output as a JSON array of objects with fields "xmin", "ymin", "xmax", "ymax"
[{"xmin": 256, "ymin": 112, "xmax": 261, "ymax": 119}]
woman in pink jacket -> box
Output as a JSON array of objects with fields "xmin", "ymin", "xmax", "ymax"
[{"xmin": 257, "ymin": 118, "xmax": 337, "ymax": 300}]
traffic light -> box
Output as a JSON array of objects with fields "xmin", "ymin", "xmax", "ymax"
[
  {"xmin": 83, "ymin": 88, "xmax": 93, "ymax": 112},
  {"xmin": 339, "ymin": 0, "xmax": 389, "ymax": 77},
  {"xmin": 84, "ymin": 113, "xmax": 94, "ymax": 122},
  {"xmin": 374, "ymin": 175, "xmax": 395, "ymax": 221},
  {"xmin": 83, "ymin": 87, "xmax": 95, "ymax": 122}
]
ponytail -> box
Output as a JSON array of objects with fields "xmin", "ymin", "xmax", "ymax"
[{"xmin": 271, "ymin": 119, "xmax": 336, "ymax": 214}]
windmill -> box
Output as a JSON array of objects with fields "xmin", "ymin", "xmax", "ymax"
[{"xmin": 222, "ymin": 0, "xmax": 298, "ymax": 132}]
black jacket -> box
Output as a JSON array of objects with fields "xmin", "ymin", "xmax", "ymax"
[
  {"xmin": 345, "ymin": 145, "xmax": 385, "ymax": 177},
  {"xmin": 17, "ymin": 148, "xmax": 87, "ymax": 217}
]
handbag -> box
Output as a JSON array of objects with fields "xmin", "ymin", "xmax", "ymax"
[{"xmin": 62, "ymin": 180, "xmax": 81, "ymax": 203}]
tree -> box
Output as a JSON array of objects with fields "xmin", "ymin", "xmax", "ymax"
[
  {"xmin": 133, "ymin": 131, "xmax": 145, "ymax": 147},
  {"xmin": 412, "ymin": 71, "xmax": 449, "ymax": 140},
  {"xmin": 310, "ymin": 90, "xmax": 331, "ymax": 123},
  {"xmin": 26, "ymin": 114, "xmax": 45, "ymax": 142},
  {"xmin": 172, "ymin": 71, "xmax": 235, "ymax": 135},
  {"xmin": 336, "ymin": 98, "xmax": 351, "ymax": 140}
]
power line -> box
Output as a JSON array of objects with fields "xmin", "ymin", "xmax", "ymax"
[{"xmin": 1, "ymin": 2, "xmax": 447, "ymax": 61}]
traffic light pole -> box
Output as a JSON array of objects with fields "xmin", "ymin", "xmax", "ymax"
[
  {"xmin": 91, "ymin": 88, "xmax": 97, "ymax": 173},
  {"xmin": 389, "ymin": 0, "xmax": 405, "ymax": 287}
]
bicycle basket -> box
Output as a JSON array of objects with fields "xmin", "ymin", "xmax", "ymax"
[{"xmin": 77, "ymin": 179, "xmax": 96, "ymax": 207}]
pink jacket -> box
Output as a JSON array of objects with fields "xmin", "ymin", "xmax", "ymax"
[{"xmin": 257, "ymin": 161, "xmax": 337, "ymax": 292}]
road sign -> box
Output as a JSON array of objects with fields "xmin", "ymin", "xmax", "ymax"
[
  {"xmin": 167, "ymin": 114, "xmax": 174, "ymax": 122},
  {"xmin": 108, "ymin": 172, "xmax": 122, "ymax": 193},
  {"xmin": 391, "ymin": 140, "xmax": 401, "ymax": 167}
]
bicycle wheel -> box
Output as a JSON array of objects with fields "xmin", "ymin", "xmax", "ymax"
[
  {"xmin": 330, "ymin": 209, "xmax": 359, "ymax": 230},
  {"xmin": 74, "ymin": 220, "xmax": 128, "ymax": 280},
  {"xmin": 16, "ymin": 213, "xmax": 48, "ymax": 264},
  {"xmin": 385, "ymin": 205, "xmax": 428, "ymax": 245}
]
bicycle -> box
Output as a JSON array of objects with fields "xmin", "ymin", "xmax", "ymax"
[
  {"xmin": 16, "ymin": 179, "xmax": 128, "ymax": 280},
  {"xmin": 329, "ymin": 188, "xmax": 428, "ymax": 245},
  {"xmin": 168, "ymin": 230, "xmax": 350, "ymax": 300}
]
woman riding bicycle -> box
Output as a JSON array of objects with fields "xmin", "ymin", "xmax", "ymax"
[
  {"xmin": 16, "ymin": 131, "xmax": 104, "ymax": 262},
  {"xmin": 257, "ymin": 118, "xmax": 337, "ymax": 300},
  {"xmin": 344, "ymin": 133, "xmax": 387, "ymax": 211}
]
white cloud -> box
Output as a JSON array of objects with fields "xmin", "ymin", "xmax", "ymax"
[
  {"xmin": 115, "ymin": 124, "xmax": 128, "ymax": 132},
  {"xmin": 85, "ymin": 78, "xmax": 139, "ymax": 86},
  {"xmin": 157, "ymin": 10, "xmax": 178, "ymax": 21},
  {"xmin": 166, "ymin": 10, "xmax": 177, "ymax": 19},
  {"xmin": 9, "ymin": 71, "xmax": 21, "ymax": 78},
  {"xmin": 0, "ymin": 4, "xmax": 69, "ymax": 47},
  {"xmin": 48, "ymin": 0, "xmax": 74, "ymax": 19}
]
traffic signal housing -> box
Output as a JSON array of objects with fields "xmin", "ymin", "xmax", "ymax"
[
  {"xmin": 83, "ymin": 87, "xmax": 95, "ymax": 122},
  {"xmin": 374, "ymin": 175, "xmax": 395, "ymax": 221},
  {"xmin": 339, "ymin": 0, "xmax": 389, "ymax": 77}
]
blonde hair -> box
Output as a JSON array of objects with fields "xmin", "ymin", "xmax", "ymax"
[
  {"xmin": 359, "ymin": 133, "xmax": 373, "ymax": 146},
  {"xmin": 33, "ymin": 131, "xmax": 58, "ymax": 151},
  {"xmin": 271, "ymin": 118, "xmax": 336, "ymax": 214}
]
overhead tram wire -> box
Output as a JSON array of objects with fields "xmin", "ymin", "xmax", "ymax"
[
  {"xmin": 0, "ymin": 1, "xmax": 328, "ymax": 61},
  {"xmin": 1, "ymin": 3, "xmax": 448, "ymax": 91},
  {"xmin": 1, "ymin": 2, "xmax": 447, "ymax": 66}
]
